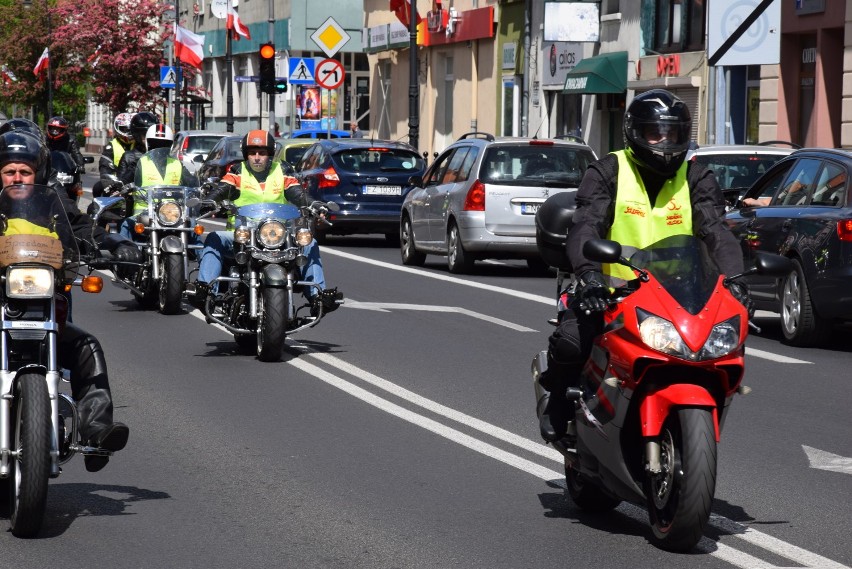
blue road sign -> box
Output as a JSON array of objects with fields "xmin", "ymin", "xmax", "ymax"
[
  {"xmin": 160, "ymin": 66, "xmax": 178, "ymax": 89},
  {"xmin": 235, "ymin": 75, "xmax": 260, "ymax": 83},
  {"xmin": 288, "ymin": 57, "xmax": 315, "ymax": 85}
]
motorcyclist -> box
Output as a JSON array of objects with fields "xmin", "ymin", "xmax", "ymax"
[
  {"xmin": 0, "ymin": 118, "xmax": 45, "ymax": 141},
  {"xmin": 45, "ymin": 116, "xmax": 85, "ymax": 172},
  {"xmin": 536, "ymin": 89, "xmax": 747, "ymax": 443},
  {"xmin": 92, "ymin": 112, "xmax": 134, "ymax": 199},
  {"xmin": 0, "ymin": 130, "xmax": 130, "ymax": 472},
  {"xmin": 192, "ymin": 130, "xmax": 343, "ymax": 315},
  {"xmin": 115, "ymin": 111, "xmax": 159, "ymax": 185}
]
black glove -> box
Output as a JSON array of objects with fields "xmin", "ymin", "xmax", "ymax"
[
  {"xmin": 576, "ymin": 271, "xmax": 610, "ymax": 313},
  {"xmin": 728, "ymin": 281, "xmax": 754, "ymax": 316},
  {"xmin": 114, "ymin": 243, "xmax": 143, "ymax": 264}
]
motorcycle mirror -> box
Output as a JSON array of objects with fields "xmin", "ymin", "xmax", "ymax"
[
  {"xmin": 754, "ymin": 251, "xmax": 793, "ymax": 276},
  {"xmin": 325, "ymin": 201, "xmax": 340, "ymax": 212},
  {"xmin": 186, "ymin": 197, "xmax": 202, "ymax": 208},
  {"xmin": 582, "ymin": 239, "xmax": 622, "ymax": 263}
]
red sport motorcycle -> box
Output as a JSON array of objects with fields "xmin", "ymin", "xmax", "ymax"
[{"xmin": 531, "ymin": 233, "xmax": 791, "ymax": 551}]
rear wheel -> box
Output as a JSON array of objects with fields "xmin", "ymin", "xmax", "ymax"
[
  {"xmin": 565, "ymin": 459, "xmax": 621, "ymax": 513},
  {"xmin": 9, "ymin": 372, "xmax": 51, "ymax": 538},
  {"xmin": 400, "ymin": 217, "xmax": 426, "ymax": 266},
  {"xmin": 780, "ymin": 259, "xmax": 831, "ymax": 346},
  {"xmin": 645, "ymin": 408, "xmax": 716, "ymax": 552},
  {"xmin": 447, "ymin": 223, "xmax": 474, "ymax": 274},
  {"xmin": 257, "ymin": 286, "xmax": 288, "ymax": 362},
  {"xmin": 158, "ymin": 253, "xmax": 184, "ymax": 315}
]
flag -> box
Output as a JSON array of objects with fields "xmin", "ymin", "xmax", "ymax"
[
  {"xmin": 87, "ymin": 44, "xmax": 102, "ymax": 68},
  {"xmin": 33, "ymin": 47, "xmax": 49, "ymax": 76},
  {"xmin": 390, "ymin": 0, "xmax": 422, "ymax": 28},
  {"xmin": 1, "ymin": 65, "xmax": 17, "ymax": 84},
  {"xmin": 226, "ymin": 6, "xmax": 251, "ymax": 41},
  {"xmin": 174, "ymin": 24, "xmax": 204, "ymax": 69}
]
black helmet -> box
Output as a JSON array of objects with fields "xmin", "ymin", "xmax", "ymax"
[
  {"xmin": 241, "ymin": 129, "xmax": 275, "ymax": 161},
  {"xmin": 0, "ymin": 130, "xmax": 51, "ymax": 184},
  {"xmin": 129, "ymin": 112, "xmax": 159, "ymax": 143},
  {"xmin": 0, "ymin": 118, "xmax": 44, "ymax": 141},
  {"xmin": 623, "ymin": 89, "xmax": 692, "ymax": 177},
  {"xmin": 46, "ymin": 116, "xmax": 69, "ymax": 141}
]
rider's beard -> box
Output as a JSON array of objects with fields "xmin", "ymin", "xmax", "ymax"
[{"xmin": 249, "ymin": 158, "xmax": 269, "ymax": 173}]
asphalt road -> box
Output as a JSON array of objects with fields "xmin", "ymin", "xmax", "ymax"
[{"xmin": 1, "ymin": 176, "xmax": 848, "ymax": 568}]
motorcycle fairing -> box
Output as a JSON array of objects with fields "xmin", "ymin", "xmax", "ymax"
[{"xmin": 639, "ymin": 383, "xmax": 719, "ymax": 440}]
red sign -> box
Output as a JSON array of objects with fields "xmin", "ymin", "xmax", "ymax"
[
  {"xmin": 420, "ymin": 6, "xmax": 494, "ymax": 47},
  {"xmin": 315, "ymin": 59, "xmax": 345, "ymax": 90},
  {"xmin": 656, "ymin": 54, "xmax": 680, "ymax": 77}
]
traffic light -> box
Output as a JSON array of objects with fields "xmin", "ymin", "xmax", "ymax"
[
  {"xmin": 258, "ymin": 43, "xmax": 275, "ymax": 94},
  {"xmin": 274, "ymin": 77, "xmax": 288, "ymax": 94}
]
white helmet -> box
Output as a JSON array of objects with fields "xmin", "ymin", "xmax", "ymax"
[
  {"xmin": 113, "ymin": 112, "xmax": 133, "ymax": 142},
  {"xmin": 145, "ymin": 123, "xmax": 174, "ymax": 150}
]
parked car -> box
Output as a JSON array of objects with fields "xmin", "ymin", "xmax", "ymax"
[
  {"xmin": 278, "ymin": 139, "xmax": 314, "ymax": 170},
  {"xmin": 687, "ymin": 141, "xmax": 798, "ymax": 208},
  {"xmin": 725, "ymin": 147, "xmax": 852, "ymax": 346},
  {"xmin": 170, "ymin": 130, "xmax": 228, "ymax": 175},
  {"xmin": 293, "ymin": 139, "xmax": 426, "ymax": 241},
  {"xmin": 288, "ymin": 128, "xmax": 351, "ymax": 139},
  {"xmin": 400, "ymin": 132, "xmax": 597, "ymax": 273},
  {"xmin": 195, "ymin": 135, "xmax": 243, "ymax": 182}
]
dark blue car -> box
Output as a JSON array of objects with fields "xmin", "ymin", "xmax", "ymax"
[{"xmin": 294, "ymin": 139, "xmax": 426, "ymax": 242}]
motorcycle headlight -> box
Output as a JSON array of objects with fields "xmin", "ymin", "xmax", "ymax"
[
  {"xmin": 295, "ymin": 228, "xmax": 313, "ymax": 246},
  {"xmin": 234, "ymin": 226, "xmax": 251, "ymax": 244},
  {"xmin": 698, "ymin": 316, "xmax": 741, "ymax": 360},
  {"xmin": 6, "ymin": 267, "xmax": 54, "ymax": 299},
  {"xmin": 637, "ymin": 310, "xmax": 742, "ymax": 361},
  {"xmin": 157, "ymin": 201, "xmax": 182, "ymax": 226},
  {"xmin": 258, "ymin": 220, "xmax": 286, "ymax": 248},
  {"xmin": 56, "ymin": 172, "xmax": 74, "ymax": 184}
]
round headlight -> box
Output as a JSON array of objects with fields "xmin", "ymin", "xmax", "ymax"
[
  {"xmin": 258, "ymin": 220, "xmax": 286, "ymax": 248},
  {"xmin": 157, "ymin": 201, "xmax": 182, "ymax": 226},
  {"xmin": 234, "ymin": 226, "xmax": 251, "ymax": 244},
  {"xmin": 295, "ymin": 228, "xmax": 313, "ymax": 246}
]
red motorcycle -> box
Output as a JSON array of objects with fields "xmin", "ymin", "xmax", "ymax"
[{"xmin": 531, "ymin": 234, "xmax": 790, "ymax": 551}]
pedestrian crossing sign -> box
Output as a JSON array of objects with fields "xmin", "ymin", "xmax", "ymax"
[
  {"xmin": 160, "ymin": 66, "xmax": 178, "ymax": 89},
  {"xmin": 288, "ymin": 58, "xmax": 315, "ymax": 85}
]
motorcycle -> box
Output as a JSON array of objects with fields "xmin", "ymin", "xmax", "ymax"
[
  {"xmin": 50, "ymin": 150, "xmax": 84, "ymax": 205},
  {"xmin": 197, "ymin": 199, "xmax": 341, "ymax": 362},
  {"xmin": 88, "ymin": 184, "xmax": 203, "ymax": 315},
  {"xmin": 531, "ymin": 230, "xmax": 791, "ymax": 551},
  {"xmin": 0, "ymin": 184, "xmax": 107, "ymax": 536}
]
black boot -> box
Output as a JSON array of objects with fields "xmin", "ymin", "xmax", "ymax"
[
  {"xmin": 311, "ymin": 287, "xmax": 343, "ymax": 316},
  {"xmin": 188, "ymin": 280, "xmax": 210, "ymax": 310},
  {"xmin": 537, "ymin": 391, "xmax": 570, "ymax": 442}
]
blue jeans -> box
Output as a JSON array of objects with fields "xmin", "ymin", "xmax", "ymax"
[{"xmin": 197, "ymin": 231, "xmax": 326, "ymax": 298}]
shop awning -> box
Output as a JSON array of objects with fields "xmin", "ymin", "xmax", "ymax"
[{"xmin": 562, "ymin": 51, "xmax": 627, "ymax": 94}]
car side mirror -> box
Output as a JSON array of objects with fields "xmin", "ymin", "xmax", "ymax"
[
  {"xmin": 193, "ymin": 154, "xmax": 206, "ymax": 163},
  {"xmin": 408, "ymin": 175, "xmax": 424, "ymax": 188}
]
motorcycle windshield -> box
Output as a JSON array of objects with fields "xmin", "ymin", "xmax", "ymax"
[
  {"xmin": 235, "ymin": 203, "xmax": 301, "ymax": 226},
  {"xmin": 135, "ymin": 185, "xmax": 202, "ymax": 216},
  {"xmin": 627, "ymin": 235, "xmax": 721, "ymax": 315},
  {"xmin": 0, "ymin": 184, "xmax": 78, "ymax": 276},
  {"xmin": 50, "ymin": 150, "xmax": 78, "ymax": 178}
]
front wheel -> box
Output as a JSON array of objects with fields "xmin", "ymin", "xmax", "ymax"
[
  {"xmin": 257, "ymin": 286, "xmax": 288, "ymax": 362},
  {"xmin": 158, "ymin": 253, "xmax": 184, "ymax": 315},
  {"xmin": 645, "ymin": 408, "xmax": 717, "ymax": 552},
  {"xmin": 780, "ymin": 259, "xmax": 831, "ymax": 346},
  {"xmin": 9, "ymin": 372, "xmax": 51, "ymax": 538}
]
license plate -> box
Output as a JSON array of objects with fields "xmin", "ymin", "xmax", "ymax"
[
  {"xmin": 364, "ymin": 185, "xmax": 402, "ymax": 195},
  {"xmin": 521, "ymin": 203, "xmax": 541, "ymax": 215}
]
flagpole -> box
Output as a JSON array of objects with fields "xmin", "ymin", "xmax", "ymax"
[
  {"xmin": 174, "ymin": 0, "xmax": 181, "ymax": 131},
  {"xmin": 225, "ymin": 0, "xmax": 234, "ymax": 133},
  {"xmin": 45, "ymin": 1, "xmax": 52, "ymax": 118}
]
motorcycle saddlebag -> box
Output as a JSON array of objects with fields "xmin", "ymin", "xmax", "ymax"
[{"xmin": 535, "ymin": 191, "xmax": 576, "ymax": 271}]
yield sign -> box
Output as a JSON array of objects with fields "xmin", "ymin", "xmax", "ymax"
[{"xmin": 315, "ymin": 58, "xmax": 345, "ymax": 90}]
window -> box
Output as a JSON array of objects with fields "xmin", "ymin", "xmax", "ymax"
[
  {"xmin": 442, "ymin": 147, "xmax": 469, "ymax": 184},
  {"xmin": 425, "ymin": 150, "xmax": 456, "ymax": 186},
  {"xmin": 773, "ymin": 158, "xmax": 821, "ymax": 206},
  {"xmin": 811, "ymin": 162, "xmax": 847, "ymax": 207},
  {"xmin": 654, "ymin": 0, "xmax": 705, "ymax": 53}
]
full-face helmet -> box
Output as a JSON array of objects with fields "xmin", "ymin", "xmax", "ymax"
[
  {"xmin": 0, "ymin": 130, "xmax": 51, "ymax": 184},
  {"xmin": 145, "ymin": 124, "xmax": 174, "ymax": 151},
  {"xmin": 46, "ymin": 116, "xmax": 70, "ymax": 141},
  {"xmin": 623, "ymin": 89, "xmax": 692, "ymax": 177},
  {"xmin": 114, "ymin": 112, "xmax": 133, "ymax": 144}
]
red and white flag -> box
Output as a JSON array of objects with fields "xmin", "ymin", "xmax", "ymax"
[
  {"xmin": 226, "ymin": 6, "xmax": 251, "ymax": 41},
  {"xmin": 87, "ymin": 44, "xmax": 102, "ymax": 68},
  {"xmin": 33, "ymin": 47, "xmax": 49, "ymax": 76},
  {"xmin": 389, "ymin": 0, "xmax": 422, "ymax": 28},
  {"xmin": 174, "ymin": 24, "xmax": 204, "ymax": 69}
]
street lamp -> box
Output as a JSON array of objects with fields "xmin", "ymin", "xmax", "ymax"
[{"xmin": 23, "ymin": 0, "xmax": 53, "ymax": 119}]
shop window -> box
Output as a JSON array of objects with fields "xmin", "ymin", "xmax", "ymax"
[{"xmin": 654, "ymin": 0, "xmax": 705, "ymax": 53}]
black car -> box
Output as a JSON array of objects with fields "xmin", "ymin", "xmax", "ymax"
[
  {"xmin": 293, "ymin": 139, "xmax": 426, "ymax": 242},
  {"xmin": 725, "ymin": 148, "xmax": 852, "ymax": 346},
  {"xmin": 195, "ymin": 135, "xmax": 243, "ymax": 183}
]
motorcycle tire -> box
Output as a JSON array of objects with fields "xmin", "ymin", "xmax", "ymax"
[
  {"xmin": 564, "ymin": 459, "xmax": 621, "ymax": 513},
  {"xmin": 9, "ymin": 372, "xmax": 51, "ymax": 538},
  {"xmin": 257, "ymin": 286, "xmax": 288, "ymax": 362},
  {"xmin": 158, "ymin": 253, "xmax": 184, "ymax": 315},
  {"xmin": 645, "ymin": 407, "xmax": 717, "ymax": 552}
]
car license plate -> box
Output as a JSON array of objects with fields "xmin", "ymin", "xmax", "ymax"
[
  {"xmin": 364, "ymin": 185, "xmax": 402, "ymax": 195},
  {"xmin": 521, "ymin": 203, "xmax": 541, "ymax": 215}
]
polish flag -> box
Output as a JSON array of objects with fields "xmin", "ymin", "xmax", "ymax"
[
  {"xmin": 174, "ymin": 24, "xmax": 204, "ymax": 69},
  {"xmin": 87, "ymin": 45, "xmax": 102, "ymax": 68},
  {"xmin": 227, "ymin": 6, "xmax": 251, "ymax": 41},
  {"xmin": 1, "ymin": 65, "xmax": 17, "ymax": 84},
  {"xmin": 389, "ymin": 0, "xmax": 422, "ymax": 28},
  {"xmin": 33, "ymin": 47, "xmax": 49, "ymax": 76}
]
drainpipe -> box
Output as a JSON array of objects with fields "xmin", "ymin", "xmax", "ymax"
[
  {"xmin": 521, "ymin": 0, "xmax": 530, "ymax": 137},
  {"xmin": 471, "ymin": 40, "xmax": 478, "ymax": 132}
]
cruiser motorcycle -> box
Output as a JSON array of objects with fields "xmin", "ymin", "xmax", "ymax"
[
  {"xmin": 197, "ymin": 199, "xmax": 341, "ymax": 362},
  {"xmin": 89, "ymin": 184, "xmax": 203, "ymax": 314},
  {"xmin": 0, "ymin": 184, "xmax": 107, "ymax": 537},
  {"xmin": 532, "ymin": 207, "xmax": 791, "ymax": 550}
]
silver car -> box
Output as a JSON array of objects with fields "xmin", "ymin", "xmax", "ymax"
[
  {"xmin": 401, "ymin": 133, "xmax": 596, "ymax": 273},
  {"xmin": 170, "ymin": 130, "xmax": 228, "ymax": 175}
]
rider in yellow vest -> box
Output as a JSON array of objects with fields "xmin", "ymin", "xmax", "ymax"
[
  {"xmin": 93, "ymin": 112, "xmax": 134, "ymax": 198},
  {"xmin": 192, "ymin": 130, "xmax": 342, "ymax": 315},
  {"xmin": 535, "ymin": 89, "xmax": 747, "ymax": 442}
]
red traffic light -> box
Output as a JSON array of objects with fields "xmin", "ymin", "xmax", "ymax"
[{"xmin": 259, "ymin": 44, "xmax": 275, "ymax": 59}]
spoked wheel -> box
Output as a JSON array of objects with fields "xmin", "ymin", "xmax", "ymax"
[
  {"xmin": 158, "ymin": 253, "xmax": 184, "ymax": 315},
  {"xmin": 645, "ymin": 408, "xmax": 716, "ymax": 552},
  {"xmin": 447, "ymin": 223, "xmax": 474, "ymax": 274},
  {"xmin": 257, "ymin": 286, "xmax": 288, "ymax": 362},
  {"xmin": 780, "ymin": 259, "xmax": 831, "ymax": 346},
  {"xmin": 564, "ymin": 458, "xmax": 621, "ymax": 513},
  {"xmin": 9, "ymin": 372, "xmax": 51, "ymax": 538},
  {"xmin": 400, "ymin": 216, "xmax": 426, "ymax": 266}
]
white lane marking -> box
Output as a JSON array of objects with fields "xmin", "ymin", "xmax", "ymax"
[
  {"xmin": 745, "ymin": 347, "xmax": 811, "ymax": 364},
  {"xmin": 344, "ymin": 300, "xmax": 537, "ymax": 332},
  {"xmin": 803, "ymin": 445, "xmax": 852, "ymax": 475}
]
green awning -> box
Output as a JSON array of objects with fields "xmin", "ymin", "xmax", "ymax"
[{"xmin": 562, "ymin": 51, "xmax": 627, "ymax": 94}]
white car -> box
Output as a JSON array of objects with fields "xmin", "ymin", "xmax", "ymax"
[{"xmin": 170, "ymin": 130, "xmax": 228, "ymax": 175}]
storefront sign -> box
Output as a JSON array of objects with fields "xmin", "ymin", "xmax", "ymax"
[
  {"xmin": 420, "ymin": 5, "xmax": 494, "ymax": 47},
  {"xmin": 427, "ymin": 8, "xmax": 448, "ymax": 33},
  {"xmin": 503, "ymin": 42, "xmax": 516, "ymax": 70},
  {"xmin": 657, "ymin": 54, "xmax": 680, "ymax": 77},
  {"xmin": 542, "ymin": 41, "xmax": 581, "ymax": 89},
  {"xmin": 636, "ymin": 51, "xmax": 704, "ymax": 81}
]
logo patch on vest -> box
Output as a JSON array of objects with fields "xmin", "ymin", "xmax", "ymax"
[{"xmin": 624, "ymin": 206, "xmax": 646, "ymax": 218}]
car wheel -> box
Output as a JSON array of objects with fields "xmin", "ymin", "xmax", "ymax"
[
  {"xmin": 780, "ymin": 259, "xmax": 832, "ymax": 346},
  {"xmin": 447, "ymin": 222, "xmax": 474, "ymax": 274},
  {"xmin": 400, "ymin": 216, "xmax": 426, "ymax": 266}
]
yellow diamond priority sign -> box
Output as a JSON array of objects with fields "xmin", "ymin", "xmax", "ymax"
[{"xmin": 311, "ymin": 17, "xmax": 351, "ymax": 58}]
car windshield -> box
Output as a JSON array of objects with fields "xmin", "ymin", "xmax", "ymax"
[
  {"xmin": 692, "ymin": 153, "xmax": 786, "ymax": 189},
  {"xmin": 333, "ymin": 148, "xmax": 424, "ymax": 173},
  {"xmin": 283, "ymin": 146, "xmax": 310, "ymax": 165},
  {"xmin": 480, "ymin": 145, "xmax": 594, "ymax": 187},
  {"xmin": 186, "ymin": 135, "xmax": 224, "ymax": 153},
  {"xmin": 225, "ymin": 139, "xmax": 243, "ymax": 161}
]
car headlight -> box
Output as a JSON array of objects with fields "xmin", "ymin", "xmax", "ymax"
[
  {"xmin": 295, "ymin": 228, "xmax": 313, "ymax": 246},
  {"xmin": 637, "ymin": 310, "xmax": 741, "ymax": 361},
  {"xmin": 157, "ymin": 201, "xmax": 182, "ymax": 226},
  {"xmin": 234, "ymin": 226, "xmax": 251, "ymax": 244},
  {"xmin": 258, "ymin": 220, "xmax": 286, "ymax": 248},
  {"xmin": 6, "ymin": 267, "xmax": 54, "ymax": 299}
]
